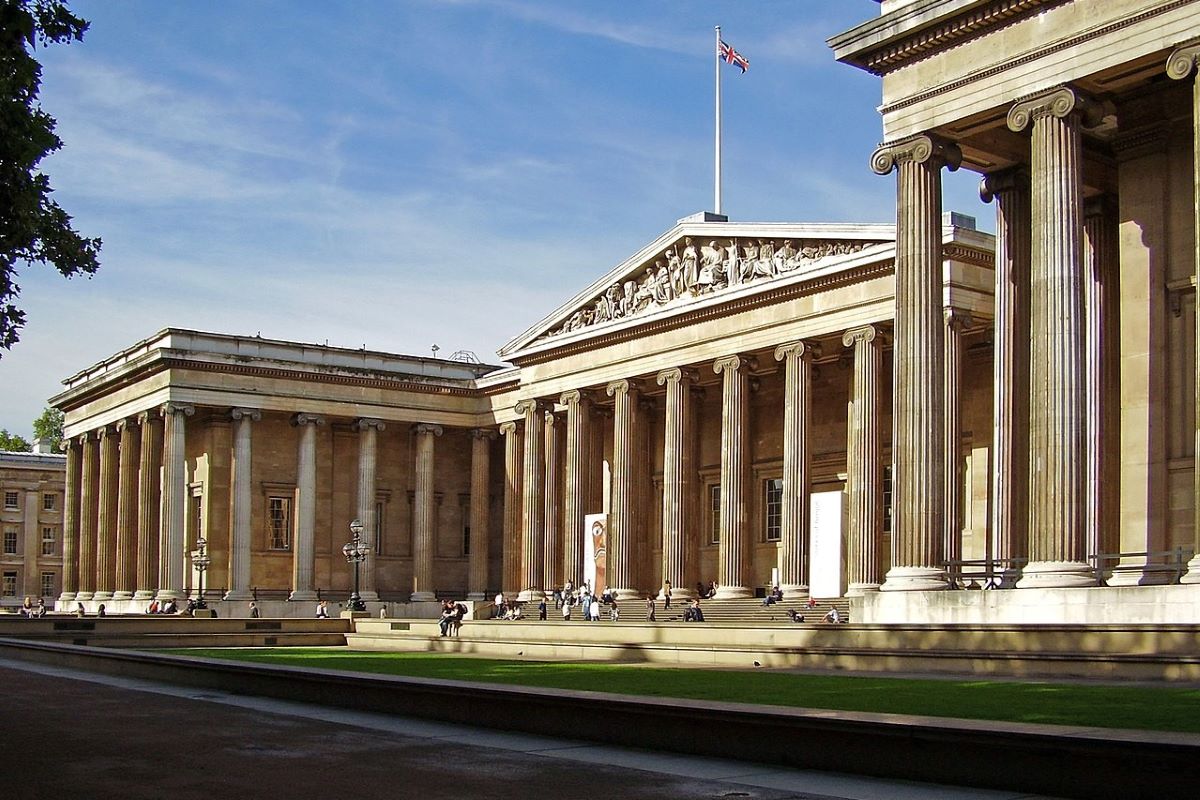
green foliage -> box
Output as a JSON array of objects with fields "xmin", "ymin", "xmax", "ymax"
[
  {"xmin": 0, "ymin": 0, "xmax": 101, "ymax": 353},
  {"xmin": 0, "ymin": 427, "xmax": 32, "ymax": 451},
  {"xmin": 31, "ymin": 404, "xmax": 61, "ymax": 449}
]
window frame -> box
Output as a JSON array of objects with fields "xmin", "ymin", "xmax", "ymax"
[
  {"xmin": 3, "ymin": 491, "xmax": 17, "ymax": 510},
  {"xmin": 41, "ymin": 526, "xmax": 56, "ymax": 556},
  {"xmin": 1, "ymin": 571, "xmax": 16, "ymax": 597},
  {"xmin": 266, "ymin": 495, "xmax": 293, "ymax": 552},
  {"xmin": 763, "ymin": 478, "xmax": 784, "ymax": 542},
  {"xmin": 42, "ymin": 492, "xmax": 56, "ymax": 512},
  {"xmin": 2, "ymin": 528, "xmax": 16, "ymax": 555},
  {"xmin": 40, "ymin": 571, "xmax": 55, "ymax": 598}
]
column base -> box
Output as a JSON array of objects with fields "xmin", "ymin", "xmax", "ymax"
[
  {"xmin": 845, "ymin": 582, "xmax": 880, "ymax": 596},
  {"xmin": 780, "ymin": 584, "xmax": 808, "ymax": 600},
  {"xmin": 466, "ymin": 592, "xmax": 486, "ymax": 601},
  {"xmin": 92, "ymin": 591, "xmax": 114, "ymax": 602},
  {"xmin": 659, "ymin": 589, "xmax": 695, "ymax": 602},
  {"xmin": 289, "ymin": 589, "xmax": 319, "ymax": 602},
  {"xmin": 111, "ymin": 591, "xmax": 134, "ymax": 601},
  {"xmin": 712, "ymin": 585, "xmax": 753, "ymax": 600},
  {"xmin": 410, "ymin": 591, "xmax": 437, "ymax": 602},
  {"xmin": 223, "ymin": 590, "xmax": 254, "ymax": 601},
  {"xmin": 1180, "ymin": 555, "xmax": 1200, "ymax": 584},
  {"xmin": 132, "ymin": 590, "xmax": 155, "ymax": 601},
  {"xmin": 1015, "ymin": 561, "xmax": 1096, "ymax": 589},
  {"xmin": 880, "ymin": 566, "xmax": 950, "ymax": 592},
  {"xmin": 358, "ymin": 590, "xmax": 380, "ymax": 602},
  {"xmin": 59, "ymin": 592, "xmax": 77, "ymax": 603},
  {"xmin": 517, "ymin": 588, "xmax": 546, "ymax": 602},
  {"xmin": 155, "ymin": 589, "xmax": 185, "ymax": 601},
  {"xmin": 75, "ymin": 591, "xmax": 95, "ymax": 601}
]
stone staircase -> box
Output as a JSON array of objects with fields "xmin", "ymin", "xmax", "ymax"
[
  {"xmin": 636, "ymin": 597, "xmax": 852, "ymax": 624},
  {"xmin": 0, "ymin": 615, "xmax": 351, "ymax": 648}
]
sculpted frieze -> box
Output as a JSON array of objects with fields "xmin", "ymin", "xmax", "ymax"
[{"xmin": 544, "ymin": 237, "xmax": 869, "ymax": 341}]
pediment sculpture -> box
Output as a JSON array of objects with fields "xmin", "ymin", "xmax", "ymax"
[{"xmin": 544, "ymin": 237, "xmax": 872, "ymax": 340}]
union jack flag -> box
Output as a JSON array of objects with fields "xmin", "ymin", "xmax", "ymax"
[{"xmin": 719, "ymin": 40, "xmax": 749, "ymax": 73}]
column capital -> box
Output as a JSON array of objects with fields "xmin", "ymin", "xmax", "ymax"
[
  {"xmin": 413, "ymin": 422, "xmax": 443, "ymax": 437},
  {"xmin": 514, "ymin": 398, "xmax": 552, "ymax": 417},
  {"xmin": 842, "ymin": 324, "xmax": 880, "ymax": 348},
  {"xmin": 470, "ymin": 427, "xmax": 498, "ymax": 441},
  {"xmin": 230, "ymin": 407, "xmax": 262, "ymax": 423},
  {"xmin": 292, "ymin": 413, "xmax": 325, "ymax": 427},
  {"xmin": 1166, "ymin": 41, "xmax": 1200, "ymax": 80},
  {"xmin": 605, "ymin": 378, "xmax": 641, "ymax": 398},
  {"xmin": 160, "ymin": 402, "xmax": 195, "ymax": 418},
  {"xmin": 1007, "ymin": 85, "xmax": 1105, "ymax": 133},
  {"xmin": 713, "ymin": 354, "xmax": 757, "ymax": 375},
  {"xmin": 499, "ymin": 420, "xmax": 519, "ymax": 436},
  {"xmin": 871, "ymin": 133, "xmax": 961, "ymax": 176},
  {"xmin": 655, "ymin": 366, "xmax": 699, "ymax": 387},
  {"xmin": 559, "ymin": 388, "xmax": 594, "ymax": 407},
  {"xmin": 944, "ymin": 307, "xmax": 973, "ymax": 331},
  {"xmin": 979, "ymin": 166, "xmax": 1029, "ymax": 203},
  {"xmin": 773, "ymin": 340, "xmax": 822, "ymax": 362},
  {"xmin": 114, "ymin": 416, "xmax": 139, "ymax": 433},
  {"xmin": 353, "ymin": 417, "xmax": 386, "ymax": 432},
  {"xmin": 135, "ymin": 409, "xmax": 159, "ymax": 426}
]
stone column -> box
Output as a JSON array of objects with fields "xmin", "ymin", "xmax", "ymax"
[
  {"xmin": 77, "ymin": 433, "xmax": 98, "ymax": 601},
  {"xmin": 1008, "ymin": 86, "xmax": 1098, "ymax": 588},
  {"xmin": 606, "ymin": 380, "xmax": 641, "ymax": 600},
  {"xmin": 499, "ymin": 420, "xmax": 522, "ymax": 595},
  {"xmin": 354, "ymin": 418, "xmax": 385, "ymax": 602},
  {"xmin": 943, "ymin": 309, "xmax": 972, "ymax": 585},
  {"xmin": 843, "ymin": 327, "xmax": 883, "ymax": 595},
  {"xmin": 560, "ymin": 390, "xmax": 593, "ymax": 589},
  {"xmin": 872, "ymin": 133, "xmax": 959, "ymax": 591},
  {"xmin": 410, "ymin": 422, "xmax": 442, "ymax": 601},
  {"xmin": 93, "ymin": 425, "xmax": 119, "ymax": 602},
  {"xmin": 290, "ymin": 413, "xmax": 324, "ymax": 601},
  {"xmin": 980, "ymin": 168, "xmax": 1031, "ymax": 585},
  {"xmin": 112, "ymin": 418, "xmax": 140, "ymax": 601},
  {"xmin": 514, "ymin": 400, "xmax": 547, "ymax": 601},
  {"xmin": 467, "ymin": 428, "xmax": 495, "ymax": 600},
  {"xmin": 157, "ymin": 403, "xmax": 193, "ymax": 600},
  {"xmin": 713, "ymin": 355, "xmax": 754, "ymax": 599},
  {"xmin": 543, "ymin": 410, "xmax": 563, "ymax": 593},
  {"xmin": 774, "ymin": 341, "xmax": 819, "ymax": 598},
  {"xmin": 657, "ymin": 368, "xmax": 698, "ymax": 602},
  {"xmin": 60, "ymin": 437, "xmax": 81, "ymax": 602},
  {"xmin": 224, "ymin": 408, "xmax": 260, "ymax": 601},
  {"xmin": 1168, "ymin": 45, "xmax": 1200, "ymax": 584},
  {"xmin": 135, "ymin": 411, "xmax": 162, "ymax": 600}
]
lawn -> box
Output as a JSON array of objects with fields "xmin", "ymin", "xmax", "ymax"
[{"xmin": 165, "ymin": 647, "xmax": 1200, "ymax": 734}]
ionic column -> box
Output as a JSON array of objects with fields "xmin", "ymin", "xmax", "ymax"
[
  {"xmin": 289, "ymin": 413, "xmax": 324, "ymax": 601},
  {"xmin": 872, "ymin": 133, "xmax": 959, "ymax": 591},
  {"xmin": 1167, "ymin": 44, "xmax": 1200, "ymax": 584},
  {"xmin": 843, "ymin": 327, "xmax": 883, "ymax": 595},
  {"xmin": 657, "ymin": 368, "xmax": 698, "ymax": 601},
  {"xmin": 354, "ymin": 418, "xmax": 385, "ymax": 602},
  {"xmin": 134, "ymin": 411, "xmax": 162, "ymax": 600},
  {"xmin": 157, "ymin": 403, "xmax": 193, "ymax": 600},
  {"xmin": 77, "ymin": 433, "xmax": 98, "ymax": 601},
  {"xmin": 112, "ymin": 418, "xmax": 140, "ymax": 600},
  {"xmin": 60, "ymin": 437, "xmax": 81, "ymax": 602},
  {"xmin": 560, "ymin": 390, "xmax": 593, "ymax": 588},
  {"xmin": 713, "ymin": 355, "xmax": 754, "ymax": 599},
  {"xmin": 499, "ymin": 420, "xmax": 522, "ymax": 595},
  {"xmin": 943, "ymin": 309, "xmax": 972, "ymax": 585},
  {"xmin": 774, "ymin": 341, "xmax": 819, "ymax": 598},
  {"xmin": 605, "ymin": 380, "xmax": 641, "ymax": 600},
  {"xmin": 515, "ymin": 400, "xmax": 547, "ymax": 601},
  {"xmin": 224, "ymin": 408, "xmax": 260, "ymax": 601},
  {"xmin": 467, "ymin": 428, "xmax": 496, "ymax": 599},
  {"xmin": 543, "ymin": 410, "xmax": 563, "ymax": 592},
  {"xmin": 980, "ymin": 168, "xmax": 1031, "ymax": 585},
  {"xmin": 409, "ymin": 422, "xmax": 441, "ymax": 601},
  {"xmin": 1008, "ymin": 86, "xmax": 1098, "ymax": 588},
  {"xmin": 94, "ymin": 425, "xmax": 119, "ymax": 601}
]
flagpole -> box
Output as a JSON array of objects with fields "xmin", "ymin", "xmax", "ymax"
[{"xmin": 714, "ymin": 25, "xmax": 722, "ymax": 216}]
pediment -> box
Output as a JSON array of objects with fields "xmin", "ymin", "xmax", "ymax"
[{"xmin": 499, "ymin": 220, "xmax": 895, "ymax": 361}]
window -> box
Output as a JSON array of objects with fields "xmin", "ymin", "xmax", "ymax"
[
  {"xmin": 3, "ymin": 491, "xmax": 17, "ymax": 510},
  {"xmin": 41, "ymin": 527, "xmax": 55, "ymax": 556},
  {"xmin": 42, "ymin": 493, "xmax": 56, "ymax": 512},
  {"xmin": 3, "ymin": 528, "xmax": 16, "ymax": 555},
  {"xmin": 267, "ymin": 496, "xmax": 292, "ymax": 550},
  {"xmin": 709, "ymin": 485, "xmax": 721, "ymax": 544},
  {"xmin": 40, "ymin": 572, "xmax": 55, "ymax": 598},
  {"xmin": 764, "ymin": 479, "xmax": 783, "ymax": 542},
  {"xmin": 883, "ymin": 465, "xmax": 893, "ymax": 535},
  {"xmin": 463, "ymin": 525, "xmax": 471, "ymax": 556},
  {"xmin": 2, "ymin": 571, "xmax": 15, "ymax": 596},
  {"xmin": 374, "ymin": 500, "xmax": 386, "ymax": 555}
]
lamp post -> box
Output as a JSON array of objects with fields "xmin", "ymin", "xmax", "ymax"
[
  {"xmin": 190, "ymin": 536, "xmax": 211, "ymax": 609},
  {"xmin": 343, "ymin": 518, "xmax": 369, "ymax": 612}
]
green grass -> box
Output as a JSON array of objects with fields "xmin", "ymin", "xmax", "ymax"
[{"xmin": 163, "ymin": 647, "xmax": 1200, "ymax": 734}]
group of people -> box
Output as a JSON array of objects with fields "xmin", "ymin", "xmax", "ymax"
[
  {"xmin": 17, "ymin": 597, "xmax": 46, "ymax": 618},
  {"xmin": 438, "ymin": 599, "xmax": 468, "ymax": 635}
]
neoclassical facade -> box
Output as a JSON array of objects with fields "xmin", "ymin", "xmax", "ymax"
[{"xmin": 52, "ymin": 218, "xmax": 998, "ymax": 611}]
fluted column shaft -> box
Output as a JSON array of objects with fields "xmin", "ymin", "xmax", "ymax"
[
  {"xmin": 225, "ymin": 408, "xmax": 259, "ymax": 601},
  {"xmin": 514, "ymin": 400, "xmax": 547, "ymax": 601},
  {"xmin": 135, "ymin": 411, "xmax": 162, "ymax": 600},
  {"xmin": 713, "ymin": 356, "xmax": 753, "ymax": 599},
  {"xmin": 605, "ymin": 380, "xmax": 641, "ymax": 599},
  {"xmin": 499, "ymin": 421, "xmax": 522, "ymax": 595},
  {"xmin": 943, "ymin": 310, "xmax": 971, "ymax": 584},
  {"xmin": 410, "ymin": 422, "xmax": 442, "ymax": 602},
  {"xmin": 1168, "ymin": 46, "xmax": 1200, "ymax": 583},
  {"xmin": 873, "ymin": 134, "xmax": 958, "ymax": 591},
  {"xmin": 468, "ymin": 429, "xmax": 495, "ymax": 599},
  {"xmin": 354, "ymin": 418, "xmax": 384, "ymax": 601},
  {"xmin": 774, "ymin": 343, "xmax": 817, "ymax": 598},
  {"xmin": 543, "ymin": 411, "xmax": 563, "ymax": 592},
  {"xmin": 1008, "ymin": 87, "xmax": 1096, "ymax": 588},
  {"xmin": 157, "ymin": 403, "xmax": 193, "ymax": 600},
  {"xmin": 290, "ymin": 413, "xmax": 324, "ymax": 601},
  {"xmin": 112, "ymin": 419, "xmax": 139, "ymax": 600},
  {"xmin": 77, "ymin": 433, "xmax": 98, "ymax": 600},
  {"xmin": 657, "ymin": 368, "xmax": 697, "ymax": 601},
  {"xmin": 981, "ymin": 168, "xmax": 1031, "ymax": 583},
  {"xmin": 93, "ymin": 425, "xmax": 119, "ymax": 601},
  {"xmin": 560, "ymin": 390, "xmax": 592, "ymax": 588},
  {"xmin": 843, "ymin": 327, "xmax": 883, "ymax": 594},
  {"xmin": 60, "ymin": 438, "xmax": 81, "ymax": 601}
]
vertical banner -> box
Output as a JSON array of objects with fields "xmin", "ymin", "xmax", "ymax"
[
  {"xmin": 583, "ymin": 513, "xmax": 608, "ymax": 594},
  {"xmin": 809, "ymin": 490, "xmax": 845, "ymax": 598}
]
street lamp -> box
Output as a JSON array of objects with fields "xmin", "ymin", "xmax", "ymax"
[
  {"xmin": 343, "ymin": 518, "xmax": 369, "ymax": 612},
  {"xmin": 190, "ymin": 536, "xmax": 211, "ymax": 609}
]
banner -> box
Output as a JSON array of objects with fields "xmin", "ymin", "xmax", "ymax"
[{"xmin": 583, "ymin": 513, "xmax": 608, "ymax": 595}]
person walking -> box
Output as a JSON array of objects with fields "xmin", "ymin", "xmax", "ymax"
[
  {"xmin": 662, "ymin": 580, "xmax": 672, "ymax": 609},
  {"xmin": 646, "ymin": 596, "xmax": 656, "ymax": 622}
]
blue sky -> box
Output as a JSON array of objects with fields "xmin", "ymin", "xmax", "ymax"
[{"xmin": 0, "ymin": 0, "xmax": 991, "ymax": 437}]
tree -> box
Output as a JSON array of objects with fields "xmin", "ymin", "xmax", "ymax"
[
  {"xmin": 31, "ymin": 404, "xmax": 61, "ymax": 449},
  {"xmin": 0, "ymin": 0, "xmax": 101, "ymax": 353},
  {"xmin": 0, "ymin": 428, "xmax": 31, "ymax": 451}
]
